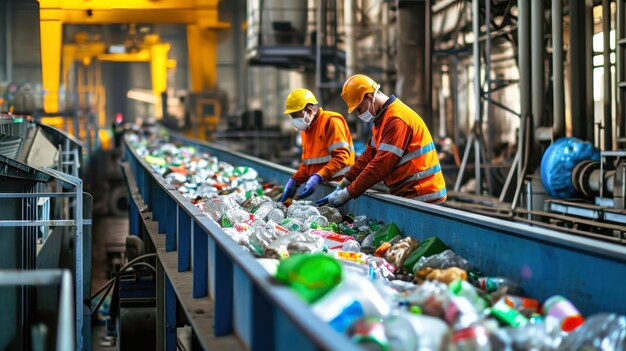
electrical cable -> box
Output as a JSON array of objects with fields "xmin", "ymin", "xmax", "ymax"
[
  {"xmin": 90, "ymin": 253, "xmax": 158, "ymax": 301},
  {"xmin": 89, "ymin": 251, "xmax": 159, "ymax": 318}
]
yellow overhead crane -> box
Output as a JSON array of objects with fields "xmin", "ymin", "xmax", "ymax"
[{"xmin": 38, "ymin": 0, "xmax": 230, "ymax": 139}]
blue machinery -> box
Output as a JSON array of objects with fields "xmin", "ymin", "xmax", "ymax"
[{"xmin": 123, "ymin": 130, "xmax": 626, "ymax": 350}]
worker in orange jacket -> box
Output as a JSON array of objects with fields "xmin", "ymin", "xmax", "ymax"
[
  {"xmin": 318, "ymin": 74, "xmax": 446, "ymax": 207},
  {"xmin": 279, "ymin": 89, "xmax": 356, "ymax": 202}
]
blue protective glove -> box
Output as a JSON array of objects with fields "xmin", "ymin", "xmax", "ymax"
[
  {"xmin": 279, "ymin": 178, "xmax": 299, "ymax": 202},
  {"xmin": 316, "ymin": 186, "xmax": 340, "ymax": 206},
  {"xmin": 297, "ymin": 174, "xmax": 324, "ymax": 199},
  {"xmin": 327, "ymin": 188, "xmax": 352, "ymax": 207}
]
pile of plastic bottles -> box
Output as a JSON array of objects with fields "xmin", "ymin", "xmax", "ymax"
[{"xmin": 132, "ymin": 132, "xmax": 626, "ymax": 351}]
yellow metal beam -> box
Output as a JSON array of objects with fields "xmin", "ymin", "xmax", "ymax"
[
  {"xmin": 38, "ymin": 0, "xmax": 229, "ymax": 135},
  {"xmin": 40, "ymin": 19, "xmax": 62, "ymax": 113}
]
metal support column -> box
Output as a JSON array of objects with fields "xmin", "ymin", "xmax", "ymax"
[
  {"xmin": 499, "ymin": 0, "xmax": 531, "ymax": 204},
  {"xmin": 552, "ymin": 0, "xmax": 565, "ymax": 138},
  {"xmin": 603, "ymin": 0, "xmax": 613, "ymax": 150},
  {"xmin": 570, "ymin": 0, "xmax": 594, "ymax": 141},
  {"xmin": 532, "ymin": 0, "xmax": 545, "ymax": 136},
  {"xmin": 454, "ymin": 0, "xmax": 483, "ymax": 194},
  {"xmin": 315, "ymin": 0, "xmax": 326, "ymax": 100},
  {"xmin": 5, "ymin": 2, "xmax": 12, "ymax": 82},
  {"xmin": 619, "ymin": 0, "xmax": 626, "ymax": 145},
  {"xmin": 344, "ymin": 0, "xmax": 357, "ymax": 78},
  {"xmin": 425, "ymin": 0, "xmax": 433, "ymax": 128}
]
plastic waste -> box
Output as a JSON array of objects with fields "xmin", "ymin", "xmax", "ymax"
[
  {"xmin": 403, "ymin": 236, "xmax": 450, "ymax": 272},
  {"xmin": 415, "ymin": 267, "xmax": 468, "ymax": 285},
  {"xmin": 384, "ymin": 312, "xmax": 451, "ymax": 351},
  {"xmin": 412, "ymin": 249, "xmax": 472, "ymax": 274},
  {"xmin": 475, "ymin": 276, "xmax": 521, "ymax": 295},
  {"xmin": 542, "ymin": 295, "xmax": 585, "ymax": 332},
  {"xmin": 311, "ymin": 271, "xmax": 391, "ymax": 332},
  {"xmin": 342, "ymin": 240, "xmax": 361, "ymax": 253},
  {"xmin": 403, "ymin": 281, "xmax": 451, "ymax": 318},
  {"xmin": 310, "ymin": 229, "xmax": 357, "ymax": 251},
  {"xmin": 558, "ymin": 313, "xmax": 626, "ymax": 350},
  {"xmin": 275, "ymin": 254, "xmax": 342, "ymax": 304},
  {"xmin": 501, "ymin": 295, "xmax": 539, "ymax": 315},
  {"xmin": 490, "ymin": 299, "xmax": 529, "ymax": 328},
  {"xmin": 373, "ymin": 223, "xmax": 402, "ymax": 247},
  {"xmin": 318, "ymin": 206, "xmax": 343, "ymax": 224},
  {"xmin": 449, "ymin": 279, "xmax": 488, "ymax": 312},
  {"xmin": 384, "ymin": 237, "xmax": 418, "ymax": 269},
  {"xmin": 452, "ymin": 324, "xmax": 492, "ymax": 351},
  {"xmin": 347, "ymin": 317, "xmax": 389, "ymax": 351}
]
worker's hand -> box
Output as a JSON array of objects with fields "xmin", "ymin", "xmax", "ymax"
[
  {"xmin": 327, "ymin": 188, "xmax": 352, "ymax": 207},
  {"xmin": 297, "ymin": 174, "xmax": 323, "ymax": 199},
  {"xmin": 279, "ymin": 179, "xmax": 299, "ymax": 202},
  {"xmin": 315, "ymin": 185, "xmax": 339, "ymax": 206}
]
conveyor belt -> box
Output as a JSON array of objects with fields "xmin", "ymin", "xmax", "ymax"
[{"xmin": 124, "ymin": 128, "xmax": 626, "ymax": 350}]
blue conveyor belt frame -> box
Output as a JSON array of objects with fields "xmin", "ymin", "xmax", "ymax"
[{"xmin": 124, "ymin": 129, "xmax": 626, "ymax": 351}]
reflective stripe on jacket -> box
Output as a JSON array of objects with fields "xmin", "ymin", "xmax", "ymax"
[
  {"xmin": 371, "ymin": 99, "xmax": 446, "ymax": 202},
  {"xmin": 292, "ymin": 108, "xmax": 356, "ymax": 184}
]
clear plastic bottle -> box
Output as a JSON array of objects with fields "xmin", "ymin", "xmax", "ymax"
[
  {"xmin": 311, "ymin": 271, "xmax": 391, "ymax": 333},
  {"xmin": 342, "ymin": 240, "xmax": 361, "ymax": 252},
  {"xmin": 452, "ymin": 324, "xmax": 492, "ymax": 351},
  {"xmin": 383, "ymin": 311, "xmax": 451, "ymax": 351},
  {"xmin": 475, "ymin": 276, "xmax": 520, "ymax": 294},
  {"xmin": 557, "ymin": 313, "xmax": 625, "ymax": 350}
]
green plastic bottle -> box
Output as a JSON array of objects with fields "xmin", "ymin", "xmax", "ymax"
[
  {"xmin": 274, "ymin": 254, "xmax": 343, "ymax": 304},
  {"xmin": 220, "ymin": 214, "xmax": 233, "ymax": 228}
]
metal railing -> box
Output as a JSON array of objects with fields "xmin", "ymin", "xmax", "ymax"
[
  {"xmin": 123, "ymin": 135, "xmax": 361, "ymax": 351},
  {"xmin": 0, "ymin": 167, "xmax": 88, "ymax": 350},
  {"xmin": 0, "ymin": 269, "xmax": 74, "ymax": 350}
]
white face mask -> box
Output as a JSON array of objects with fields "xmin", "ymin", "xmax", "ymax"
[
  {"xmin": 291, "ymin": 111, "xmax": 312, "ymax": 130},
  {"xmin": 357, "ymin": 89, "xmax": 378, "ymax": 123}
]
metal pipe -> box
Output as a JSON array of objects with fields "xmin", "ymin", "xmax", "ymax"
[
  {"xmin": 5, "ymin": 1, "xmax": 12, "ymax": 82},
  {"xmin": 58, "ymin": 270, "xmax": 75, "ymax": 351},
  {"xmin": 425, "ymin": 0, "xmax": 433, "ymax": 127},
  {"xmin": 569, "ymin": 0, "xmax": 585, "ymax": 139},
  {"xmin": 472, "ymin": 0, "xmax": 481, "ymax": 194},
  {"xmin": 485, "ymin": 0, "xmax": 494, "ymax": 194},
  {"xmin": 552, "ymin": 0, "xmax": 565, "ymax": 138},
  {"xmin": 453, "ymin": 56, "xmax": 460, "ymax": 145},
  {"xmin": 518, "ymin": 0, "xmax": 531, "ymax": 183},
  {"xmin": 532, "ymin": 0, "xmax": 544, "ymax": 132},
  {"xmin": 344, "ymin": 0, "xmax": 357, "ymax": 77},
  {"xmin": 603, "ymin": 0, "xmax": 612, "ymax": 150},
  {"xmin": 382, "ymin": 2, "xmax": 390, "ymax": 86},
  {"xmin": 315, "ymin": 0, "xmax": 325, "ymax": 99}
]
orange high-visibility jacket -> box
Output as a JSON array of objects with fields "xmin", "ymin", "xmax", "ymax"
[
  {"xmin": 292, "ymin": 108, "xmax": 356, "ymax": 184},
  {"xmin": 345, "ymin": 97, "xmax": 446, "ymax": 203}
]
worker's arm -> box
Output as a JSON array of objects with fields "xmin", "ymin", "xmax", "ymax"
[
  {"xmin": 291, "ymin": 162, "xmax": 309, "ymax": 185},
  {"xmin": 346, "ymin": 118, "xmax": 413, "ymax": 198},
  {"xmin": 343, "ymin": 138, "xmax": 376, "ymax": 182},
  {"xmin": 317, "ymin": 118, "xmax": 353, "ymax": 181}
]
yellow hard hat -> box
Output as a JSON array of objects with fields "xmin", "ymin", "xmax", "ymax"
[
  {"xmin": 284, "ymin": 89, "xmax": 319, "ymax": 114},
  {"xmin": 341, "ymin": 74, "xmax": 379, "ymax": 113}
]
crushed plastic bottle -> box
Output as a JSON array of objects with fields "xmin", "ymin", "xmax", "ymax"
[
  {"xmin": 558, "ymin": 313, "xmax": 626, "ymax": 350},
  {"xmin": 384, "ymin": 311, "xmax": 451, "ymax": 351},
  {"xmin": 412, "ymin": 249, "xmax": 472, "ymax": 274},
  {"xmin": 318, "ymin": 205, "xmax": 343, "ymax": 224}
]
